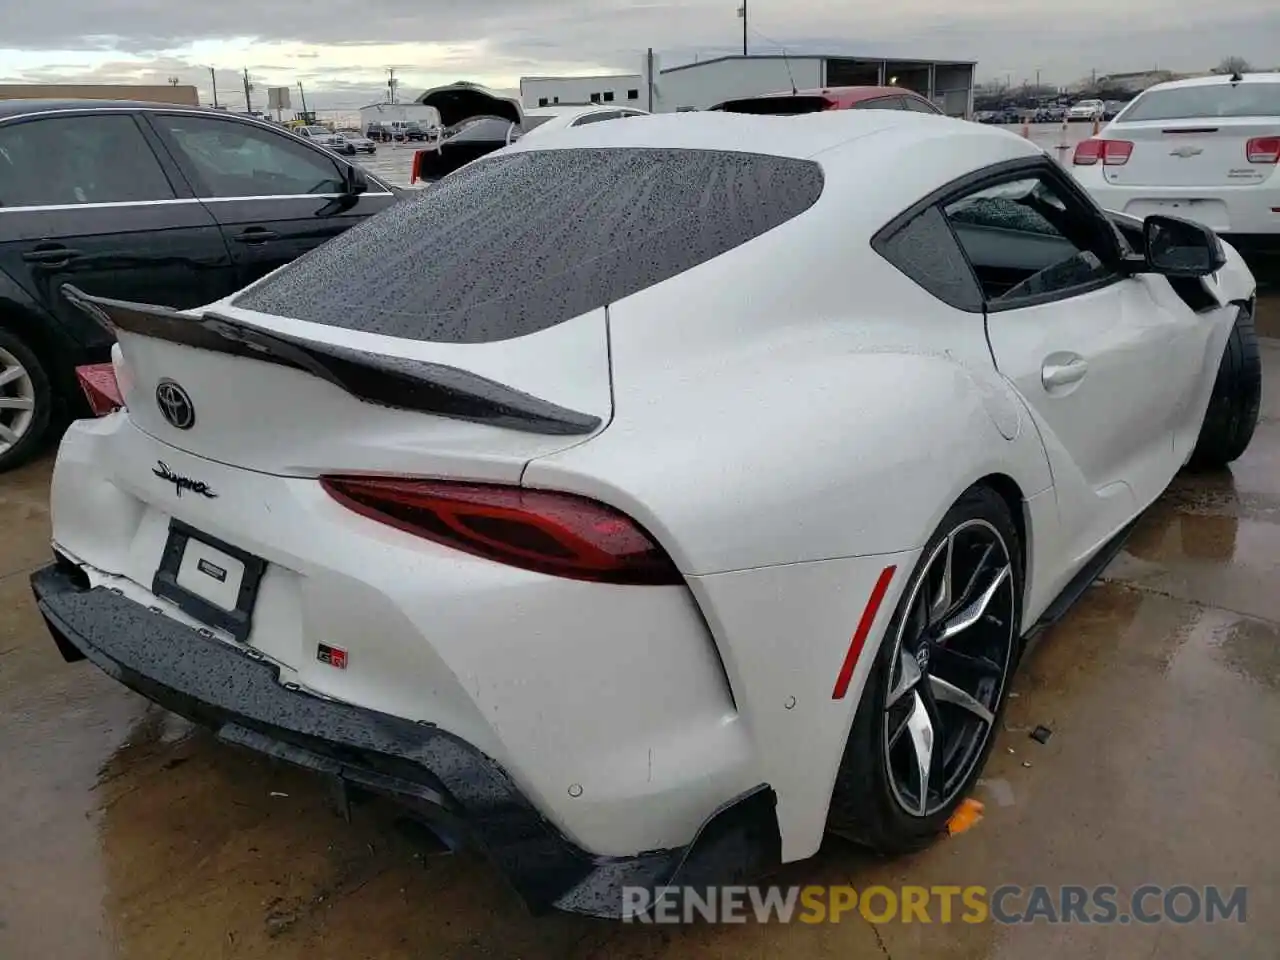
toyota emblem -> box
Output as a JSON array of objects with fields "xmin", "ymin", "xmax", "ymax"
[{"xmin": 155, "ymin": 379, "xmax": 195, "ymax": 430}]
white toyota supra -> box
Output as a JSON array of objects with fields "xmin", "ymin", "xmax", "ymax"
[{"xmin": 33, "ymin": 110, "xmax": 1260, "ymax": 918}]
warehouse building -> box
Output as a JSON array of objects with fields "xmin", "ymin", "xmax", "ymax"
[
  {"xmin": 520, "ymin": 53, "xmax": 977, "ymax": 117},
  {"xmin": 0, "ymin": 83, "xmax": 199, "ymax": 105}
]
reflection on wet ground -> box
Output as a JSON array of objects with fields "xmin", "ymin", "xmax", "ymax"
[{"xmin": 2, "ymin": 300, "xmax": 1279, "ymax": 958}]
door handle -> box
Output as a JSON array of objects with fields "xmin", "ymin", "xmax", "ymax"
[
  {"xmin": 22, "ymin": 246, "xmax": 81, "ymax": 265},
  {"xmin": 232, "ymin": 228, "xmax": 280, "ymax": 244},
  {"xmin": 1041, "ymin": 357, "xmax": 1089, "ymax": 390}
]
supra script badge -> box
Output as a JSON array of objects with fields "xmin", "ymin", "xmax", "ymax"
[{"xmin": 153, "ymin": 460, "xmax": 217, "ymax": 499}]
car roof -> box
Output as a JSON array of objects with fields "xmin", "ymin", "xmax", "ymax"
[
  {"xmin": 1142, "ymin": 72, "xmax": 1280, "ymax": 94},
  {"xmin": 0, "ymin": 98, "xmax": 226, "ymax": 119},
  {"xmin": 502, "ymin": 108, "xmax": 1039, "ymax": 166}
]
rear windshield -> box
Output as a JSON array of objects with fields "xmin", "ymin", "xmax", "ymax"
[
  {"xmin": 233, "ymin": 148, "xmax": 824, "ymax": 343},
  {"xmin": 1118, "ymin": 83, "xmax": 1280, "ymax": 122},
  {"xmin": 713, "ymin": 95, "xmax": 830, "ymax": 115}
]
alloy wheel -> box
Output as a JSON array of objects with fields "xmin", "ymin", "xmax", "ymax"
[
  {"xmin": 0, "ymin": 345, "xmax": 36, "ymax": 456},
  {"xmin": 883, "ymin": 519, "xmax": 1016, "ymax": 817}
]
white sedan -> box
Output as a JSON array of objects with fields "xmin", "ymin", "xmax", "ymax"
[
  {"xmin": 516, "ymin": 104, "xmax": 650, "ymax": 141},
  {"xmin": 1067, "ymin": 99, "xmax": 1106, "ymax": 122},
  {"xmin": 1071, "ymin": 72, "xmax": 1280, "ymax": 262},
  {"xmin": 34, "ymin": 111, "xmax": 1259, "ymax": 918}
]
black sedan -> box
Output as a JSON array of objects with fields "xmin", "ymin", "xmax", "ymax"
[{"xmin": 0, "ymin": 99, "xmax": 399, "ymax": 470}]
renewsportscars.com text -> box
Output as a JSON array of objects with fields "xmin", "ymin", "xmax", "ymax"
[{"xmin": 622, "ymin": 885, "xmax": 1248, "ymax": 925}]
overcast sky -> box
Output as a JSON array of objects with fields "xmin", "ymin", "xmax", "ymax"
[{"xmin": 0, "ymin": 0, "xmax": 1276, "ymax": 110}]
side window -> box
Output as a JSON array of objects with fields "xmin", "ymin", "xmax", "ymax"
[
  {"xmin": 873, "ymin": 204, "xmax": 984, "ymax": 312},
  {"xmin": 941, "ymin": 174, "xmax": 1118, "ymax": 304},
  {"xmin": 853, "ymin": 96, "xmax": 907, "ymax": 111},
  {"xmin": 0, "ymin": 114, "xmax": 174, "ymax": 207},
  {"xmin": 153, "ymin": 115, "xmax": 346, "ymax": 199}
]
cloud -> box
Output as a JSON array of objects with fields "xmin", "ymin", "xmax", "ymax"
[{"xmin": 0, "ymin": 0, "xmax": 1275, "ymax": 109}]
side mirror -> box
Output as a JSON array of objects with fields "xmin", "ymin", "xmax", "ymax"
[
  {"xmin": 1140, "ymin": 214, "xmax": 1226, "ymax": 278},
  {"xmin": 344, "ymin": 163, "xmax": 369, "ymax": 196}
]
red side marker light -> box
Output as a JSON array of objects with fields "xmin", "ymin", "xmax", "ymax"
[{"xmin": 832, "ymin": 565, "xmax": 897, "ymax": 700}]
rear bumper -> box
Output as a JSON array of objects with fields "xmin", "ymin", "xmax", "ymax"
[
  {"xmin": 30, "ymin": 561, "xmax": 781, "ymax": 918},
  {"xmin": 1074, "ymin": 174, "xmax": 1280, "ymax": 241}
]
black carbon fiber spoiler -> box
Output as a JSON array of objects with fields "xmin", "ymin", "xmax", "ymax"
[{"xmin": 61, "ymin": 286, "xmax": 602, "ymax": 437}]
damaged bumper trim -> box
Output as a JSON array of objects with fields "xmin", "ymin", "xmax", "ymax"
[{"xmin": 29, "ymin": 561, "xmax": 781, "ymax": 918}]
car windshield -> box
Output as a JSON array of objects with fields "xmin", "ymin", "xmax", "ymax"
[
  {"xmin": 1117, "ymin": 83, "xmax": 1280, "ymax": 121},
  {"xmin": 521, "ymin": 116, "xmax": 555, "ymax": 131},
  {"xmin": 301, "ymin": 126, "xmax": 330, "ymax": 135}
]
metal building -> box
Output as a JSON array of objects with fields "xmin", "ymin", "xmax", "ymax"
[{"xmin": 521, "ymin": 53, "xmax": 977, "ymax": 117}]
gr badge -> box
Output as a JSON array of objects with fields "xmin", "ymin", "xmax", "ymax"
[{"xmin": 317, "ymin": 643, "xmax": 348, "ymax": 670}]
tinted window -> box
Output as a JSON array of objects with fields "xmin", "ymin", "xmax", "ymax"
[
  {"xmin": 1117, "ymin": 83, "xmax": 1280, "ymax": 122},
  {"xmin": 0, "ymin": 114, "xmax": 174, "ymax": 208},
  {"xmin": 711, "ymin": 96, "xmax": 830, "ymax": 115},
  {"xmin": 448, "ymin": 117, "xmax": 516, "ymax": 142},
  {"xmin": 902, "ymin": 96, "xmax": 941, "ymax": 114},
  {"xmin": 942, "ymin": 175, "xmax": 1117, "ymax": 303},
  {"xmin": 571, "ymin": 111, "xmax": 622, "ymax": 126},
  {"xmin": 154, "ymin": 115, "xmax": 345, "ymax": 198},
  {"xmin": 873, "ymin": 204, "xmax": 983, "ymax": 312},
  {"xmin": 852, "ymin": 97, "xmax": 907, "ymax": 111},
  {"xmin": 234, "ymin": 148, "xmax": 824, "ymax": 343}
]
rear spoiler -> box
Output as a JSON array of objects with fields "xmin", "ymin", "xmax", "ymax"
[{"xmin": 61, "ymin": 286, "xmax": 602, "ymax": 437}]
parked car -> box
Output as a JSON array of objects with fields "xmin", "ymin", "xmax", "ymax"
[
  {"xmin": 338, "ymin": 129, "xmax": 377, "ymax": 154},
  {"xmin": 293, "ymin": 124, "xmax": 347, "ymax": 149},
  {"xmin": 1068, "ymin": 99, "xmax": 1106, "ymax": 122},
  {"xmin": 710, "ymin": 85, "xmax": 944, "ymax": 115},
  {"xmin": 514, "ymin": 105, "xmax": 649, "ymax": 141},
  {"xmin": 409, "ymin": 116, "xmax": 518, "ymax": 183},
  {"xmin": 0, "ymin": 99, "xmax": 399, "ymax": 470},
  {"xmin": 32, "ymin": 110, "xmax": 1258, "ymax": 918},
  {"xmin": 365, "ymin": 122, "xmax": 392, "ymax": 143},
  {"xmin": 1070, "ymin": 72, "xmax": 1280, "ymax": 261},
  {"xmin": 409, "ymin": 106, "xmax": 647, "ymax": 183}
]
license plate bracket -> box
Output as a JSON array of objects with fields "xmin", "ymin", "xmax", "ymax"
[{"xmin": 152, "ymin": 519, "xmax": 267, "ymax": 643}]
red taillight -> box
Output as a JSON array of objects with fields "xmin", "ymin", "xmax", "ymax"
[
  {"xmin": 320, "ymin": 477, "xmax": 682, "ymax": 585},
  {"xmin": 75, "ymin": 363, "xmax": 123, "ymax": 416},
  {"xmin": 1073, "ymin": 138, "xmax": 1132, "ymax": 166},
  {"xmin": 1246, "ymin": 137, "xmax": 1280, "ymax": 164},
  {"xmin": 410, "ymin": 150, "xmax": 421, "ymax": 184}
]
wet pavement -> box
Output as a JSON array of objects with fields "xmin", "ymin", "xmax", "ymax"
[{"xmin": 2, "ymin": 292, "xmax": 1279, "ymax": 958}]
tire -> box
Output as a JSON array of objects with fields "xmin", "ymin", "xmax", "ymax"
[
  {"xmin": 1188, "ymin": 303, "xmax": 1261, "ymax": 469},
  {"xmin": 0, "ymin": 326, "xmax": 53, "ymax": 472},
  {"xmin": 827, "ymin": 485, "xmax": 1023, "ymax": 854}
]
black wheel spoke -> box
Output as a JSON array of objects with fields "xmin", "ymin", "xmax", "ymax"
[{"xmin": 931, "ymin": 644, "xmax": 1004, "ymax": 679}]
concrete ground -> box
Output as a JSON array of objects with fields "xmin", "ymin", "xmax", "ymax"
[{"xmin": 2, "ymin": 290, "xmax": 1279, "ymax": 959}]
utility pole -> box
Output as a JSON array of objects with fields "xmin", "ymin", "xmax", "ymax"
[
  {"xmin": 243, "ymin": 68, "xmax": 253, "ymax": 114},
  {"xmin": 209, "ymin": 67, "xmax": 219, "ymax": 108},
  {"xmin": 387, "ymin": 68, "xmax": 398, "ymax": 104},
  {"xmin": 738, "ymin": 1, "xmax": 748, "ymax": 56}
]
